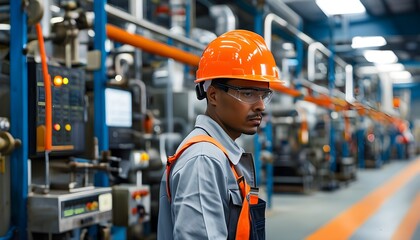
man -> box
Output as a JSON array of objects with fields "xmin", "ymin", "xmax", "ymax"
[{"xmin": 157, "ymin": 30, "xmax": 284, "ymax": 239}]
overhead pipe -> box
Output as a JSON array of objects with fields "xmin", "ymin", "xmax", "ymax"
[
  {"xmin": 263, "ymin": 13, "xmax": 354, "ymax": 102},
  {"xmin": 105, "ymin": 3, "xmax": 205, "ymax": 51},
  {"xmin": 264, "ymin": 13, "xmax": 314, "ymax": 51},
  {"xmin": 263, "ymin": 13, "xmax": 308, "ymax": 97},
  {"xmin": 300, "ymin": 79, "xmax": 330, "ymax": 95},
  {"xmin": 307, "ymin": 42, "xmax": 348, "ymax": 82},
  {"xmin": 265, "ymin": 0, "xmax": 302, "ymax": 28},
  {"xmin": 307, "ymin": 42, "xmax": 355, "ymax": 104},
  {"xmin": 210, "ymin": 5, "xmax": 236, "ymax": 36},
  {"xmin": 129, "ymin": 0, "xmax": 143, "ymax": 81},
  {"xmin": 345, "ymin": 65, "xmax": 355, "ymax": 103},
  {"xmin": 106, "ymin": 24, "xmax": 200, "ymax": 67}
]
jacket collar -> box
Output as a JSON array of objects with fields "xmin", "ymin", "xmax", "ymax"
[{"xmin": 194, "ymin": 115, "xmax": 244, "ymax": 165}]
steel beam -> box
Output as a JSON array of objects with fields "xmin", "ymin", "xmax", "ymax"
[{"xmin": 10, "ymin": 0, "xmax": 28, "ymax": 239}]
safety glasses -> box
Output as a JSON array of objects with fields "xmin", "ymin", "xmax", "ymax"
[{"xmin": 213, "ymin": 82, "xmax": 273, "ymax": 105}]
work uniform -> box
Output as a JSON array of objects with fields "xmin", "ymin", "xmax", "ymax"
[{"xmin": 157, "ymin": 114, "xmax": 259, "ymax": 239}]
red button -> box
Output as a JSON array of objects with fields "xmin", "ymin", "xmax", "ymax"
[{"xmin": 53, "ymin": 123, "xmax": 61, "ymax": 131}]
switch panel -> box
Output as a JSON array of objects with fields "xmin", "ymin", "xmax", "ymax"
[{"xmin": 112, "ymin": 184, "xmax": 150, "ymax": 226}]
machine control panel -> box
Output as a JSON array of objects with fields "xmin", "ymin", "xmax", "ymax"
[
  {"xmin": 61, "ymin": 193, "xmax": 110, "ymax": 218},
  {"xmin": 28, "ymin": 61, "xmax": 86, "ymax": 157},
  {"xmin": 28, "ymin": 188, "xmax": 112, "ymax": 233},
  {"xmin": 112, "ymin": 184, "xmax": 150, "ymax": 226}
]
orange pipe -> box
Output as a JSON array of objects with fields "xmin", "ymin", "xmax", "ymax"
[
  {"xmin": 275, "ymin": 85, "xmax": 302, "ymax": 97},
  {"xmin": 106, "ymin": 24, "xmax": 200, "ymax": 67},
  {"xmin": 36, "ymin": 23, "xmax": 52, "ymax": 151},
  {"xmin": 303, "ymin": 95, "xmax": 333, "ymax": 109}
]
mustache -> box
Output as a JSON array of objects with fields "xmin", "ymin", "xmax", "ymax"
[{"xmin": 248, "ymin": 113, "xmax": 263, "ymax": 120}]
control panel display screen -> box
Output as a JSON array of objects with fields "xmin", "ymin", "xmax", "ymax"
[{"xmin": 105, "ymin": 88, "xmax": 132, "ymax": 128}]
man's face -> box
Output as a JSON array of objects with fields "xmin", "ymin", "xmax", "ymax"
[{"xmin": 209, "ymin": 79, "xmax": 270, "ymax": 140}]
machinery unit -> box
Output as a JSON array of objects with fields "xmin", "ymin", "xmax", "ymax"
[
  {"xmin": 271, "ymin": 109, "xmax": 316, "ymax": 193},
  {"xmin": 112, "ymin": 184, "xmax": 150, "ymax": 226},
  {"xmin": 27, "ymin": 188, "xmax": 112, "ymax": 234}
]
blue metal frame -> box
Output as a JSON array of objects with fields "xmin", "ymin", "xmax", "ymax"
[
  {"xmin": 253, "ymin": 6, "xmax": 264, "ymax": 186},
  {"xmin": 10, "ymin": 1, "xmax": 28, "ymax": 239},
  {"xmin": 253, "ymin": 135, "xmax": 261, "ymax": 185},
  {"xmin": 253, "ymin": 6, "xmax": 274, "ymax": 208},
  {"xmin": 295, "ymin": 21, "xmax": 304, "ymax": 79},
  {"xmin": 93, "ymin": 0, "xmax": 108, "ymax": 153},
  {"xmin": 93, "ymin": 0, "xmax": 109, "ymax": 187},
  {"xmin": 264, "ymin": 120, "xmax": 273, "ymax": 209}
]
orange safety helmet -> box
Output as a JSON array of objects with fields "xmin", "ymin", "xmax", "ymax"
[{"xmin": 195, "ymin": 29, "xmax": 284, "ymax": 91}]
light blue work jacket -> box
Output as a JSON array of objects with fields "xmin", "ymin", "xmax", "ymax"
[{"xmin": 157, "ymin": 115, "xmax": 257, "ymax": 240}]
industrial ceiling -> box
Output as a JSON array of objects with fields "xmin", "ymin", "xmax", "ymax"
[{"xmin": 282, "ymin": 0, "xmax": 420, "ymax": 85}]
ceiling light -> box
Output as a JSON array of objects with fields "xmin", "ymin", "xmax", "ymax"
[
  {"xmin": 316, "ymin": 0, "xmax": 366, "ymax": 16},
  {"xmin": 351, "ymin": 36, "xmax": 386, "ymax": 49},
  {"xmin": 363, "ymin": 50, "xmax": 398, "ymax": 64}
]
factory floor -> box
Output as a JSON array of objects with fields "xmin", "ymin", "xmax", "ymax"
[{"xmin": 265, "ymin": 156, "xmax": 420, "ymax": 240}]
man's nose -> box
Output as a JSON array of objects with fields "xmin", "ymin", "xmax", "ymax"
[{"xmin": 253, "ymin": 97, "xmax": 265, "ymax": 112}]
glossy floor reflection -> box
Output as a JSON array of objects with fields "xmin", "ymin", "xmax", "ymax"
[{"xmin": 264, "ymin": 156, "xmax": 420, "ymax": 240}]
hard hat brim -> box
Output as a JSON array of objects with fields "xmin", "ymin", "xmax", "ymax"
[{"xmin": 195, "ymin": 76, "xmax": 285, "ymax": 90}]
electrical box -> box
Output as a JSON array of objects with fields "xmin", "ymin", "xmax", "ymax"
[
  {"xmin": 27, "ymin": 188, "xmax": 112, "ymax": 233},
  {"xmin": 112, "ymin": 184, "xmax": 150, "ymax": 226},
  {"xmin": 27, "ymin": 61, "xmax": 86, "ymax": 157}
]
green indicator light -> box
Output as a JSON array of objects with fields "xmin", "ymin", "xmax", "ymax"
[
  {"xmin": 64, "ymin": 209, "xmax": 74, "ymax": 217},
  {"xmin": 75, "ymin": 208, "xmax": 85, "ymax": 215}
]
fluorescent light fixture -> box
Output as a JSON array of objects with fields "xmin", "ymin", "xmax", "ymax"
[
  {"xmin": 316, "ymin": 0, "xmax": 366, "ymax": 16},
  {"xmin": 351, "ymin": 36, "xmax": 387, "ymax": 49},
  {"xmin": 364, "ymin": 50, "xmax": 398, "ymax": 64},
  {"xmin": 376, "ymin": 63, "xmax": 404, "ymax": 72}
]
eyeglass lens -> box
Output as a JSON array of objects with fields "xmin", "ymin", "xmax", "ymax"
[
  {"xmin": 233, "ymin": 90, "xmax": 272, "ymax": 104},
  {"xmin": 213, "ymin": 82, "xmax": 273, "ymax": 104}
]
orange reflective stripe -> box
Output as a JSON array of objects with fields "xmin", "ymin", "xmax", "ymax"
[{"xmin": 165, "ymin": 135, "xmax": 256, "ymax": 239}]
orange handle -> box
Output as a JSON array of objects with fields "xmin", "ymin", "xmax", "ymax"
[{"xmin": 36, "ymin": 23, "xmax": 52, "ymax": 151}]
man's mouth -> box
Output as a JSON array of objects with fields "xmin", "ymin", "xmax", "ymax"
[{"xmin": 248, "ymin": 114, "xmax": 262, "ymax": 123}]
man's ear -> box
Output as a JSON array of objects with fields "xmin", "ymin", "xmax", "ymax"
[{"xmin": 206, "ymin": 85, "xmax": 217, "ymax": 105}]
